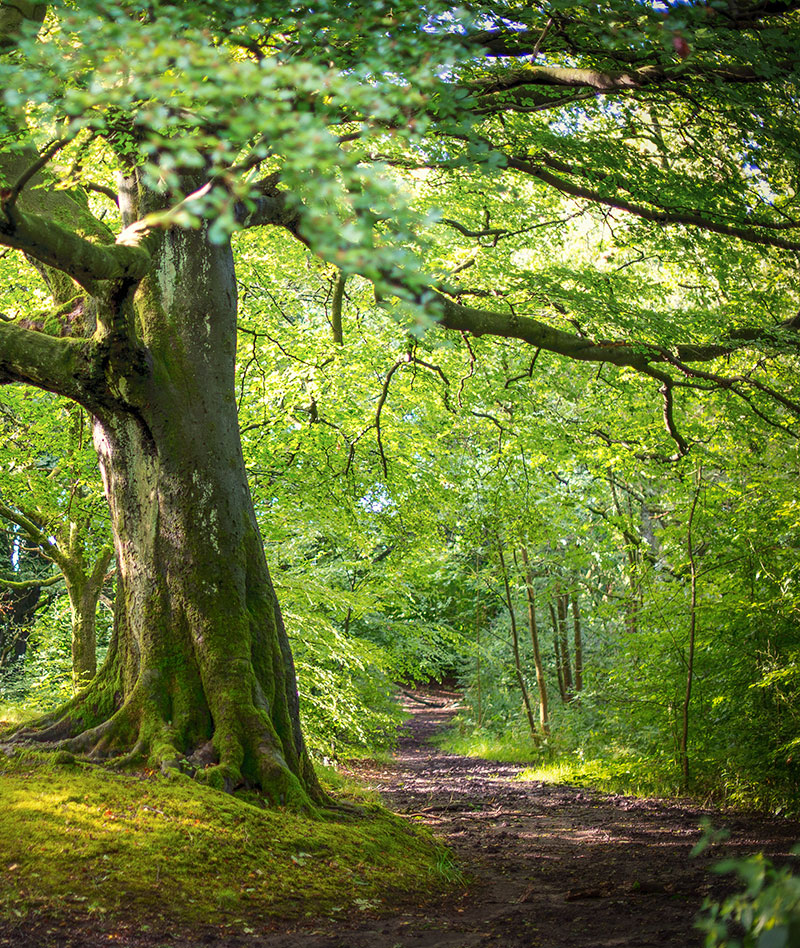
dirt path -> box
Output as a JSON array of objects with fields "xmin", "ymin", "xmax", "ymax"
[
  {"xmin": 256, "ymin": 686, "xmax": 800, "ymax": 948},
  {"xmin": 8, "ymin": 688, "xmax": 799, "ymax": 947}
]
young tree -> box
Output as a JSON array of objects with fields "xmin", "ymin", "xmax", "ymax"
[
  {"xmin": 1, "ymin": 0, "xmax": 798, "ymax": 805},
  {"xmin": 0, "ymin": 395, "xmax": 113, "ymax": 687}
]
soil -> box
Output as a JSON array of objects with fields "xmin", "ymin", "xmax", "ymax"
[{"xmin": 5, "ymin": 686, "xmax": 799, "ymax": 947}]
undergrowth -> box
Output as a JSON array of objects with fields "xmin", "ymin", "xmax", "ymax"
[
  {"xmin": 0, "ymin": 748, "xmax": 458, "ymax": 934},
  {"xmin": 438, "ymin": 714, "xmax": 800, "ymax": 817}
]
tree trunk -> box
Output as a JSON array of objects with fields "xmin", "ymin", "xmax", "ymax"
[
  {"xmin": 680, "ymin": 467, "xmax": 702, "ymax": 789},
  {"xmin": 520, "ymin": 547, "xmax": 549, "ymax": 735},
  {"xmin": 63, "ymin": 543, "xmax": 113, "ymax": 689},
  {"xmin": 12, "ymin": 178, "xmax": 323, "ymax": 807},
  {"xmin": 556, "ymin": 589, "xmax": 574, "ymax": 701},
  {"xmin": 498, "ymin": 544, "xmax": 538, "ymax": 741},
  {"xmin": 65, "ymin": 577, "xmax": 98, "ymax": 686},
  {"xmin": 571, "ymin": 591, "xmax": 583, "ymax": 694},
  {"xmin": 549, "ymin": 601, "xmax": 567, "ymax": 702},
  {"xmin": 475, "ymin": 550, "xmax": 482, "ymax": 725}
]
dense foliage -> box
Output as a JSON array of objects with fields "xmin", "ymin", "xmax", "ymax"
[{"xmin": 0, "ymin": 0, "xmax": 799, "ymax": 815}]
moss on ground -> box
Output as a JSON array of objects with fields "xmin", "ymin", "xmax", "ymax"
[{"xmin": 0, "ymin": 748, "xmax": 456, "ymax": 933}]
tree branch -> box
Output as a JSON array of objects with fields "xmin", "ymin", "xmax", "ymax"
[
  {"xmin": 88, "ymin": 546, "xmax": 115, "ymax": 590},
  {"xmin": 464, "ymin": 61, "xmax": 772, "ymax": 97},
  {"xmin": 374, "ymin": 358, "xmax": 406, "ymax": 477},
  {"xmin": 0, "ymin": 319, "xmax": 100, "ymax": 404},
  {"xmin": 0, "ymin": 203, "xmax": 152, "ymax": 294},
  {"xmin": 642, "ymin": 366, "xmax": 689, "ymax": 458},
  {"xmin": 4, "ymin": 138, "xmax": 72, "ymax": 208},
  {"xmin": 0, "ymin": 572, "xmax": 64, "ymax": 591},
  {"xmin": 504, "ymin": 155, "xmax": 800, "ymax": 253}
]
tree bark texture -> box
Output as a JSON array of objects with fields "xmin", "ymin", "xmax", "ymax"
[
  {"xmin": 498, "ymin": 544, "xmax": 538, "ymax": 741},
  {"xmin": 556, "ymin": 589, "xmax": 574, "ymax": 701},
  {"xmin": 571, "ymin": 592, "xmax": 583, "ymax": 694},
  {"xmin": 3, "ymin": 172, "xmax": 323, "ymax": 806}
]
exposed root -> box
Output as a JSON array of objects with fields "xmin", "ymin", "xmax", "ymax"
[
  {"xmin": 5, "ymin": 698, "xmax": 321, "ymax": 810},
  {"xmin": 3, "ymin": 651, "xmax": 324, "ymax": 809},
  {"xmin": 10, "ymin": 716, "xmax": 77, "ymax": 745}
]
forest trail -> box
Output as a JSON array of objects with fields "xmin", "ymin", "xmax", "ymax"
[
  {"xmin": 8, "ymin": 687, "xmax": 799, "ymax": 948},
  {"xmin": 258, "ymin": 685, "xmax": 800, "ymax": 948}
]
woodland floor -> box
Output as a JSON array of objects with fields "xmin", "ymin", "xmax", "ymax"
[{"xmin": 5, "ymin": 686, "xmax": 800, "ymax": 947}]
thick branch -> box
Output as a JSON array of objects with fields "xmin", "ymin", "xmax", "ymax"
[
  {"xmin": 0, "ymin": 319, "xmax": 99, "ymax": 404},
  {"xmin": 271, "ymin": 192, "xmax": 799, "ymax": 388},
  {"xmin": 436, "ymin": 295, "xmax": 800, "ymax": 370},
  {"xmin": 464, "ymin": 61, "xmax": 771, "ymax": 96},
  {"xmin": 0, "ymin": 499, "xmax": 71, "ymax": 571},
  {"xmin": 0, "ymin": 572, "xmax": 64, "ymax": 591},
  {"xmin": 234, "ymin": 177, "xmax": 303, "ymax": 232},
  {"xmin": 0, "ymin": 204, "xmax": 152, "ymax": 293},
  {"xmin": 504, "ymin": 156, "xmax": 800, "ymax": 253},
  {"xmin": 88, "ymin": 546, "xmax": 115, "ymax": 590}
]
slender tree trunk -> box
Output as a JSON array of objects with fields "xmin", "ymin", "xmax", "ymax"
[
  {"xmin": 475, "ymin": 550, "xmax": 483, "ymax": 725},
  {"xmin": 556, "ymin": 589, "xmax": 574, "ymax": 700},
  {"xmin": 64, "ymin": 550, "xmax": 112, "ymax": 688},
  {"xmin": 63, "ymin": 512, "xmax": 114, "ymax": 688},
  {"xmin": 0, "ymin": 497, "xmax": 113, "ymax": 688},
  {"xmin": 498, "ymin": 544, "xmax": 538, "ymax": 741},
  {"xmin": 571, "ymin": 591, "xmax": 583, "ymax": 694},
  {"xmin": 680, "ymin": 467, "xmax": 702, "ymax": 789},
  {"xmin": 520, "ymin": 547, "xmax": 549, "ymax": 735},
  {"xmin": 549, "ymin": 601, "xmax": 567, "ymax": 702}
]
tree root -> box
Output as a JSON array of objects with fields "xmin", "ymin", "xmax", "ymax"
[{"xmin": 3, "ymin": 694, "xmax": 325, "ymax": 810}]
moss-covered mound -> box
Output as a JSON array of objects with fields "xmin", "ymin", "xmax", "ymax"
[{"xmin": 0, "ymin": 749, "xmax": 454, "ymax": 934}]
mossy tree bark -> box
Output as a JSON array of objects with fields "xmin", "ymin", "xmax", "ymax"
[{"xmin": 0, "ymin": 167, "xmax": 324, "ymax": 806}]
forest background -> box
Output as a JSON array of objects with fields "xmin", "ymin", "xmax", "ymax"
[{"xmin": 0, "ymin": 0, "xmax": 799, "ymax": 821}]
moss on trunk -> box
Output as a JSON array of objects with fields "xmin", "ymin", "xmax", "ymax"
[{"xmin": 8, "ymin": 182, "xmax": 324, "ymax": 808}]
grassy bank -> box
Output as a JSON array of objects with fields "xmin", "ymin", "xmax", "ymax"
[
  {"xmin": 0, "ymin": 748, "xmax": 458, "ymax": 935},
  {"xmin": 438, "ymin": 724, "xmax": 798, "ymax": 817}
]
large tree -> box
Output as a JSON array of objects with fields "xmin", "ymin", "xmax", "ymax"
[{"xmin": 1, "ymin": 0, "xmax": 798, "ymax": 804}]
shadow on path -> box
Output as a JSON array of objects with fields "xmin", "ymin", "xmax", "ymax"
[
  {"xmin": 257, "ymin": 685, "xmax": 800, "ymax": 948},
  {"xmin": 9, "ymin": 687, "xmax": 798, "ymax": 947}
]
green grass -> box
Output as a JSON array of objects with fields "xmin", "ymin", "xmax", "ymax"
[
  {"xmin": 438, "ymin": 721, "xmax": 799, "ymax": 815},
  {"xmin": 0, "ymin": 748, "xmax": 458, "ymax": 933},
  {"xmin": 439, "ymin": 725, "xmax": 698, "ymax": 799},
  {"xmin": 0, "ymin": 703, "xmax": 34, "ymax": 727},
  {"xmin": 516, "ymin": 756, "xmax": 684, "ymax": 799},
  {"xmin": 434, "ymin": 727, "xmax": 541, "ymax": 764}
]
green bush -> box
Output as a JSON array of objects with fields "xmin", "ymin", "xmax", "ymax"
[{"xmin": 697, "ymin": 846, "xmax": 800, "ymax": 948}]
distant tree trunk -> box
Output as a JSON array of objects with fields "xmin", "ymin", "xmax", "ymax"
[
  {"xmin": 498, "ymin": 543, "xmax": 538, "ymax": 741},
  {"xmin": 571, "ymin": 591, "xmax": 583, "ymax": 694},
  {"xmin": 680, "ymin": 467, "xmax": 702, "ymax": 789},
  {"xmin": 520, "ymin": 547, "xmax": 549, "ymax": 735},
  {"xmin": 556, "ymin": 589, "xmax": 574, "ymax": 701},
  {"xmin": 549, "ymin": 601, "xmax": 567, "ymax": 703},
  {"xmin": 62, "ymin": 534, "xmax": 114, "ymax": 688},
  {"xmin": 0, "ymin": 585, "xmax": 41, "ymax": 665},
  {"xmin": 0, "ymin": 502, "xmax": 113, "ymax": 689},
  {"xmin": 475, "ymin": 551, "xmax": 483, "ymax": 725}
]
